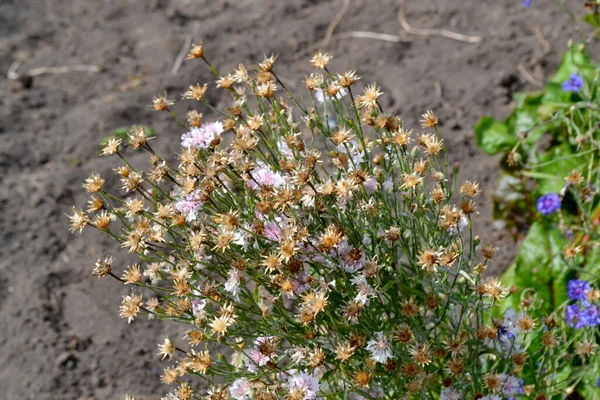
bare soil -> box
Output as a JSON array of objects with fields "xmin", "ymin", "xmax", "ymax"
[{"xmin": 0, "ymin": 0, "xmax": 580, "ymax": 398}]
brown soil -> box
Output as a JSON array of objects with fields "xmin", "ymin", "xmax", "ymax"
[{"xmin": 0, "ymin": 0, "xmax": 581, "ymax": 398}]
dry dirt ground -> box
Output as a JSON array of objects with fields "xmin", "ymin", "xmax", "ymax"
[{"xmin": 0, "ymin": 0, "xmax": 581, "ymax": 398}]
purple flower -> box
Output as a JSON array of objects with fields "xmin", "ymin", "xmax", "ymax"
[
  {"xmin": 522, "ymin": 0, "xmax": 532, "ymax": 6},
  {"xmin": 597, "ymin": 377, "xmax": 600, "ymax": 388},
  {"xmin": 566, "ymin": 304, "xmax": 581, "ymax": 328},
  {"xmin": 562, "ymin": 73, "xmax": 584, "ymax": 92},
  {"xmin": 568, "ymin": 279, "xmax": 591, "ymax": 301},
  {"xmin": 580, "ymin": 303, "xmax": 599, "ymax": 327},
  {"xmin": 536, "ymin": 193, "xmax": 561, "ymax": 215}
]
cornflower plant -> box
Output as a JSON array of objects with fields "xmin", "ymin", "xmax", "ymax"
[{"xmin": 69, "ymin": 43, "xmax": 598, "ymax": 399}]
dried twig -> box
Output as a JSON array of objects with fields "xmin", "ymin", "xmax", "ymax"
[
  {"xmin": 332, "ymin": 31, "xmax": 412, "ymax": 43},
  {"xmin": 517, "ymin": 64, "xmax": 543, "ymax": 88},
  {"xmin": 7, "ymin": 60, "xmax": 100, "ymax": 80},
  {"xmin": 288, "ymin": 0, "xmax": 351, "ymax": 61},
  {"xmin": 533, "ymin": 25, "xmax": 550, "ymax": 54},
  {"xmin": 398, "ymin": 0, "xmax": 481, "ymax": 44},
  {"xmin": 27, "ymin": 65, "xmax": 100, "ymax": 76},
  {"xmin": 321, "ymin": 0, "xmax": 350, "ymax": 48},
  {"xmin": 171, "ymin": 22, "xmax": 201, "ymax": 76},
  {"xmin": 433, "ymin": 81, "xmax": 443, "ymax": 100}
]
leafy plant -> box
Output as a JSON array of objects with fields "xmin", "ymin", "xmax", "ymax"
[{"xmin": 475, "ymin": 40, "xmax": 600, "ymax": 397}]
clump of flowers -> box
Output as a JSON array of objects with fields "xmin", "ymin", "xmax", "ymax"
[{"xmin": 69, "ymin": 44, "xmax": 598, "ymax": 399}]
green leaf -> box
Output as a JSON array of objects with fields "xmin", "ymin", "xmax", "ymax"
[
  {"xmin": 474, "ymin": 117, "xmax": 518, "ymax": 155},
  {"xmin": 506, "ymin": 221, "xmax": 569, "ymax": 313},
  {"xmin": 583, "ymin": 13, "xmax": 600, "ymax": 29},
  {"xmin": 535, "ymin": 144, "xmax": 579, "ymax": 194},
  {"xmin": 549, "ymin": 45, "xmax": 593, "ymax": 85}
]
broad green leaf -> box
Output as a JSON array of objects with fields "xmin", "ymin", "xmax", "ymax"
[
  {"xmin": 583, "ymin": 12, "xmax": 600, "ymax": 29},
  {"xmin": 541, "ymin": 82, "xmax": 575, "ymax": 105},
  {"xmin": 549, "ymin": 45, "xmax": 593, "ymax": 85},
  {"xmin": 508, "ymin": 221, "xmax": 569, "ymax": 312},
  {"xmin": 475, "ymin": 117, "xmax": 518, "ymax": 155},
  {"xmin": 513, "ymin": 90, "xmax": 545, "ymax": 107},
  {"xmin": 535, "ymin": 144, "xmax": 579, "ymax": 194}
]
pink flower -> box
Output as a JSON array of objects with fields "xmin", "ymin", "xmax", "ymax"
[
  {"xmin": 174, "ymin": 190, "xmax": 203, "ymax": 222},
  {"xmin": 181, "ymin": 121, "xmax": 224, "ymax": 149},
  {"xmin": 264, "ymin": 220, "xmax": 284, "ymax": 242},
  {"xmin": 247, "ymin": 163, "xmax": 285, "ymax": 191}
]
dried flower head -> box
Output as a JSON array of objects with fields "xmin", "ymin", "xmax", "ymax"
[
  {"xmin": 420, "ymin": 110, "xmax": 438, "ymax": 128},
  {"xmin": 310, "ymin": 51, "xmax": 332, "ymax": 69},
  {"xmin": 151, "ymin": 92, "xmax": 174, "ymax": 111},
  {"xmin": 186, "ymin": 42, "xmax": 204, "ymax": 60}
]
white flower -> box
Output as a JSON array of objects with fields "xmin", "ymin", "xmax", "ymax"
[
  {"xmin": 291, "ymin": 346, "xmax": 308, "ymax": 364},
  {"xmin": 446, "ymin": 213, "xmax": 469, "ymax": 235},
  {"xmin": 502, "ymin": 308, "xmax": 522, "ymax": 336},
  {"xmin": 383, "ymin": 178, "xmax": 394, "ymax": 191},
  {"xmin": 440, "ymin": 388, "xmax": 462, "ymax": 400},
  {"xmin": 314, "ymin": 87, "xmax": 347, "ymax": 103},
  {"xmin": 191, "ymin": 299, "xmax": 207, "ymax": 319},
  {"xmin": 366, "ymin": 332, "xmax": 393, "ymax": 364},
  {"xmin": 480, "ymin": 395, "xmax": 502, "ymax": 400},
  {"xmin": 499, "ymin": 373, "xmax": 521, "ymax": 397},
  {"xmin": 224, "ymin": 269, "xmax": 242, "ymax": 298},
  {"xmin": 287, "ymin": 371, "xmax": 320, "ymax": 400},
  {"xmin": 229, "ymin": 378, "xmax": 253, "ymax": 400},
  {"xmin": 363, "ymin": 176, "xmax": 378, "ymax": 193}
]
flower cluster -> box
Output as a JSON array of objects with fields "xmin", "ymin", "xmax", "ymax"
[
  {"xmin": 566, "ymin": 279, "xmax": 600, "ymax": 328},
  {"xmin": 69, "ymin": 45, "xmax": 599, "ymax": 399}
]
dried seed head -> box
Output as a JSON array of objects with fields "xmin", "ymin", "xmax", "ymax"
[
  {"xmin": 150, "ymin": 92, "xmax": 174, "ymax": 111},
  {"xmin": 68, "ymin": 207, "xmax": 88, "ymax": 233},
  {"xmin": 182, "ymin": 83, "xmax": 208, "ymax": 100},
  {"xmin": 83, "ymin": 173, "xmax": 105, "ymax": 193},
  {"xmin": 409, "ymin": 342, "xmax": 431, "ymax": 366},
  {"xmin": 310, "ymin": 51, "xmax": 332, "ymax": 69},
  {"xmin": 565, "ymin": 169, "xmax": 584, "ymax": 185},
  {"xmin": 216, "ymin": 74, "xmax": 236, "ymax": 90},
  {"xmin": 338, "ymin": 70, "xmax": 360, "ymax": 88},
  {"xmin": 122, "ymin": 264, "xmax": 142, "ymax": 284},
  {"xmin": 128, "ymin": 125, "xmax": 148, "ymax": 149},
  {"xmin": 483, "ymin": 373, "xmax": 501, "ymax": 391},
  {"xmin": 119, "ymin": 291, "xmax": 142, "ymax": 323},
  {"xmin": 354, "ymin": 370, "xmax": 371, "ymax": 387},
  {"xmin": 360, "ymin": 83, "xmax": 383, "ymax": 109},
  {"xmin": 420, "ymin": 110, "xmax": 438, "ymax": 128},
  {"xmin": 541, "ymin": 331, "xmax": 557, "ymax": 347},
  {"xmin": 460, "ymin": 180, "xmax": 481, "ymax": 197},
  {"xmin": 93, "ymin": 256, "xmax": 114, "ymax": 277},
  {"xmin": 101, "ymin": 137, "xmax": 121, "ymax": 156},
  {"xmin": 258, "ymin": 54, "xmax": 278, "ymax": 72},
  {"xmin": 186, "ymin": 42, "xmax": 204, "ymax": 60},
  {"xmin": 483, "ymin": 278, "xmax": 508, "ymax": 301},
  {"xmin": 482, "ymin": 244, "xmax": 498, "ymax": 260}
]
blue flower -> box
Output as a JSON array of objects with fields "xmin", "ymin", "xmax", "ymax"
[
  {"xmin": 522, "ymin": 0, "xmax": 532, "ymax": 7},
  {"xmin": 568, "ymin": 279, "xmax": 591, "ymax": 301},
  {"xmin": 597, "ymin": 377, "xmax": 600, "ymax": 388},
  {"xmin": 566, "ymin": 304, "xmax": 581, "ymax": 328},
  {"xmin": 562, "ymin": 73, "xmax": 584, "ymax": 92},
  {"xmin": 580, "ymin": 303, "xmax": 599, "ymax": 327},
  {"xmin": 536, "ymin": 193, "xmax": 561, "ymax": 215}
]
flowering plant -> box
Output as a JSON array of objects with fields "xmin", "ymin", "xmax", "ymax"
[{"xmin": 70, "ymin": 44, "xmax": 598, "ymax": 399}]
